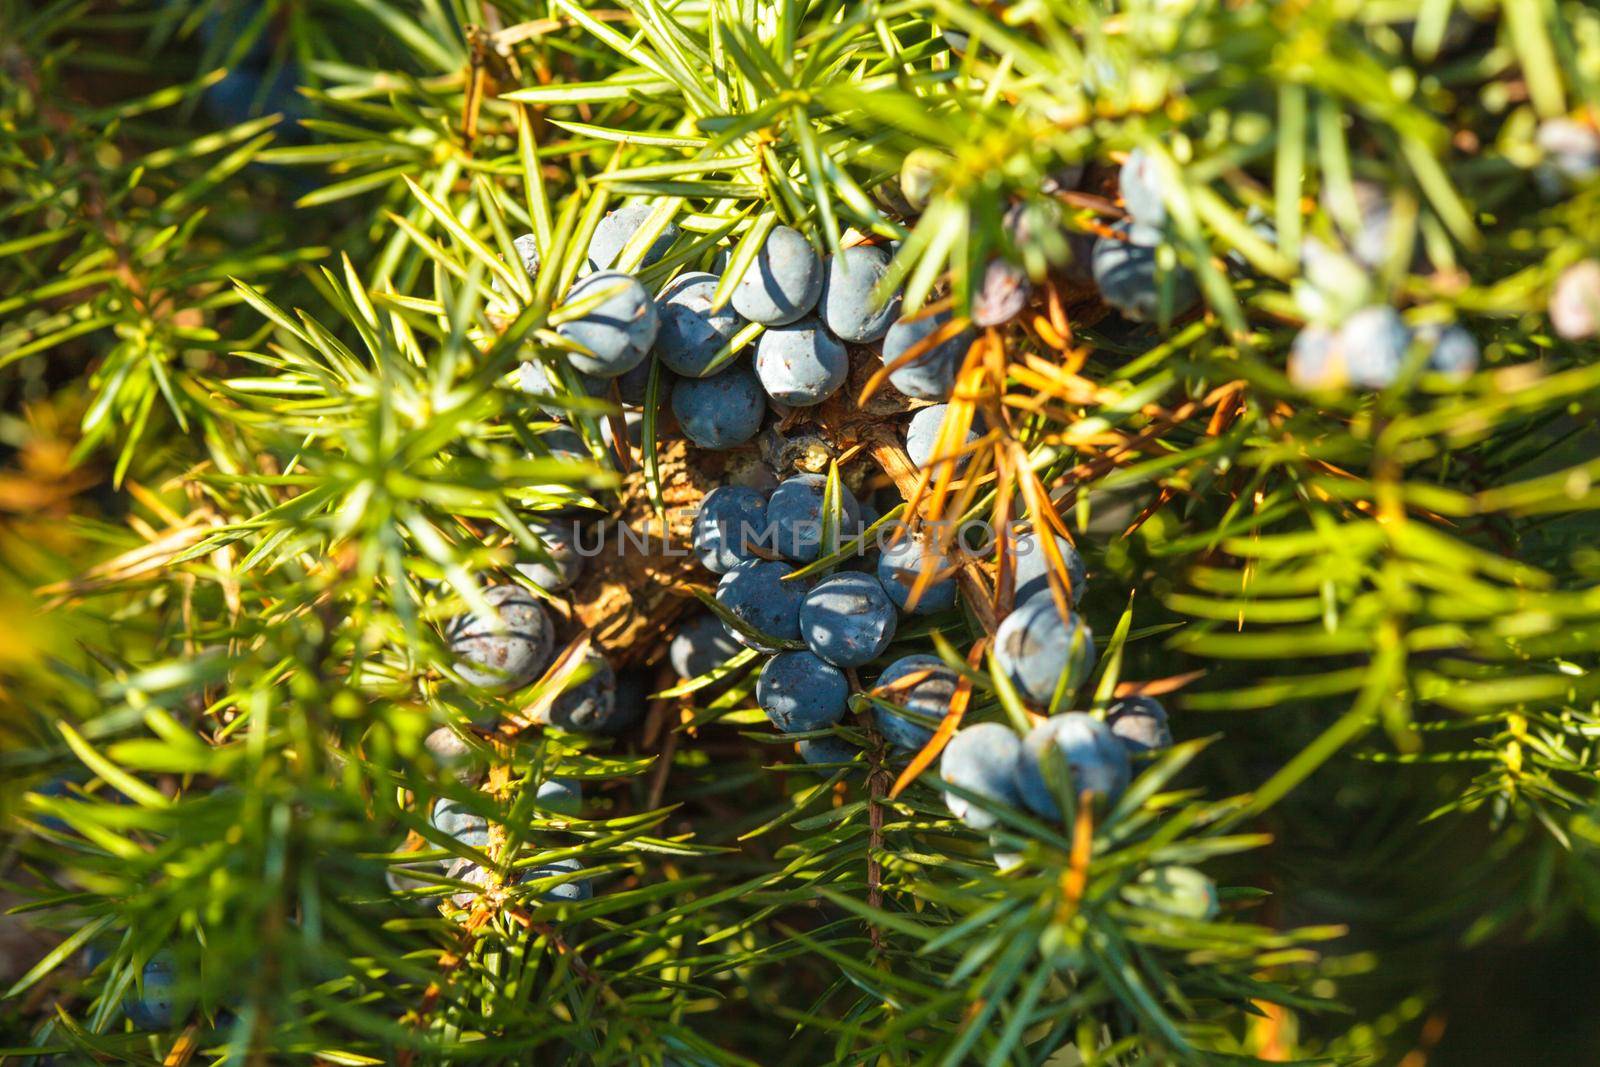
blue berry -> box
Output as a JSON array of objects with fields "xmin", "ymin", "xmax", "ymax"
[
  {"xmin": 767, "ymin": 473, "xmax": 863, "ymax": 563},
  {"xmin": 906, "ymin": 404, "xmax": 980, "ymax": 472},
  {"xmin": 799, "ymin": 572, "xmax": 897, "ymax": 667},
  {"xmin": 880, "ymin": 310, "xmax": 972, "ymax": 400},
  {"xmin": 757, "ymin": 651, "xmax": 850, "ymax": 732},
  {"xmin": 820, "ymin": 245, "xmax": 902, "ymax": 342},
  {"xmin": 1287, "ymin": 324, "xmax": 1343, "ymax": 391},
  {"xmin": 940, "ymin": 722, "xmax": 1025, "ymax": 830},
  {"xmin": 1011, "ymin": 530, "xmax": 1086, "ymax": 606},
  {"xmin": 587, "ymin": 202, "xmax": 679, "ymax": 272},
  {"xmin": 1338, "ymin": 305, "xmax": 1411, "ymax": 389},
  {"xmin": 557, "ymin": 271, "xmax": 659, "ymax": 379},
  {"xmin": 715, "ymin": 559, "xmax": 810, "ymax": 650},
  {"xmin": 669, "ymin": 612, "xmax": 744, "ymax": 679},
  {"xmin": 203, "ymin": 64, "xmax": 309, "ymax": 132},
  {"xmin": 877, "ymin": 534, "xmax": 959, "ymax": 615},
  {"xmin": 670, "ymin": 363, "xmax": 766, "ymax": 449},
  {"xmin": 693, "ymin": 485, "xmax": 771, "ymax": 574},
  {"xmin": 1419, "ymin": 323, "xmax": 1479, "ymax": 379},
  {"xmin": 537, "ymin": 652, "xmax": 630, "ymax": 734},
  {"xmin": 653, "ymin": 272, "xmax": 747, "ymax": 378},
  {"xmin": 430, "ymin": 797, "xmax": 491, "ymax": 851},
  {"xmin": 534, "ymin": 776, "xmax": 582, "ymax": 815},
  {"xmin": 993, "ymin": 595, "xmax": 1095, "ymax": 711},
  {"xmin": 873, "ymin": 654, "xmax": 959, "ymax": 750},
  {"xmin": 1015, "ymin": 712, "xmax": 1130, "ymax": 819},
  {"xmin": 447, "ymin": 584, "xmax": 555, "ymax": 691},
  {"xmin": 1091, "ymin": 222, "xmax": 1199, "ymax": 323},
  {"xmin": 1105, "ymin": 695, "xmax": 1172, "ymax": 754},
  {"xmin": 796, "ymin": 735, "xmax": 864, "ymax": 773},
  {"xmin": 755, "ymin": 316, "xmax": 849, "ymax": 406},
  {"xmin": 1119, "ymin": 147, "xmax": 1167, "ymax": 229},
  {"xmin": 990, "ymin": 832, "xmax": 1025, "ymax": 871},
  {"xmin": 541, "ymin": 426, "xmax": 590, "ymax": 462},
  {"xmin": 524, "ymin": 856, "xmax": 594, "ymax": 903},
  {"xmin": 732, "ymin": 225, "xmax": 824, "ymax": 325},
  {"xmin": 516, "ymin": 520, "xmax": 584, "ymax": 592},
  {"xmin": 124, "ymin": 952, "xmax": 184, "ymax": 1030}
]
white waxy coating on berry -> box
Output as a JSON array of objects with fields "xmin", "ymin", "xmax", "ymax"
[
  {"xmin": 755, "ymin": 316, "xmax": 849, "ymax": 406},
  {"xmin": 556, "ymin": 271, "xmax": 659, "ymax": 378},
  {"xmin": 447, "ymin": 584, "xmax": 555, "ymax": 691},
  {"xmin": 653, "ymin": 272, "xmax": 747, "ymax": 378},
  {"xmin": 940, "ymin": 722, "xmax": 1026, "ymax": 830},
  {"xmin": 821, "ymin": 245, "xmax": 902, "ymax": 343},
  {"xmin": 1015, "ymin": 712, "xmax": 1130, "ymax": 819},
  {"xmin": 732, "ymin": 225, "xmax": 824, "ymax": 325},
  {"xmin": 993, "ymin": 595, "xmax": 1095, "ymax": 711}
]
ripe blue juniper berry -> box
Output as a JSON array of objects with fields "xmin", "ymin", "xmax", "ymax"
[
  {"xmin": 587, "ymin": 202, "xmax": 679, "ymax": 272},
  {"xmin": 519, "ymin": 359, "xmax": 606, "ymax": 419},
  {"xmin": 693, "ymin": 486, "xmax": 771, "ymax": 574},
  {"xmin": 877, "ymin": 534, "xmax": 959, "ymax": 615},
  {"xmin": 1338, "ymin": 305, "xmax": 1411, "ymax": 389},
  {"xmin": 517, "ymin": 519, "xmax": 585, "ymax": 592},
  {"xmin": 993, "ymin": 595, "xmax": 1096, "ymax": 711},
  {"xmin": 1105, "ymin": 696, "xmax": 1173, "ymax": 754},
  {"xmin": 445, "ymin": 854, "xmax": 594, "ymax": 909},
  {"xmin": 905, "ymin": 403, "xmax": 980, "ymax": 473},
  {"xmin": 755, "ymin": 316, "xmax": 849, "ymax": 406},
  {"xmin": 670, "ymin": 362, "xmax": 767, "ymax": 449},
  {"xmin": 715, "ymin": 559, "xmax": 811, "ymax": 650},
  {"xmin": 1119, "ymin": 147, "xmax": 1167, "ymax": 230},
  {"xmin": 653, "ymin": 272, "xmax": 747, "ymax": 378},
  {"xmin": 556, "ymin": 271, "xmax": 659, "ymax": 378},
  {"xmin": 430, "ymin": 796, "xmax": 492, "ymax": 852},
  {"xmin": 535, "ymin": 652, "xmax": 634, "ymax": 734},
  {"xmin": 533, "ymin": 776, "xmax": 583, "ymax": 816},
  {"xmin": 880, "ymin": 309, "xmax": 973, "ymax": 400},
  {"xmin": 766, "ymin": 473, "xmax": 862, "ymax": 563},
  {"xmin": 873, "ymin": 654, "xmax": 960, "ymax": 750},
  {"xmin": 798, "ymin": 572, "xmax": 897, "ymax": 667},
  {"xmin": 1016, "ymin": 712, "xmax": 1131, "ymax": 819},
  {"xmin": 124, "ymin": 952, "xmax": 185, "ymax": 1030},
  {"xmin": 795, "ymin": 734, "xmax": 864, "ymax": 773},
  {"xmin": 757, "ymin": 650, "xmax": 850, "ymax": 731},
  {"xmin": 940, "ymin": 722, "xmax": 1026, "ymax": 831},
  {"xmin": 1011, "ymin": 529, "xmax": 1087, "ymax": 606},
  {"xmin": 446, "ymin": 585, "xmax": 555, "ymax": 693},
  {"xmin": 731, "ymin": 225, "xmax": 824, "ymax": 325},
  {"xmin": 820, "ymin": 245, "xmax": 903, "ymax": 343},
  {"xmin": 1091, "ymin": 221, "xmax": 1199, "ymax": 323},
  {"xmin": 669, "ymin": 612, "xmax": 744, "ymax": 680}
]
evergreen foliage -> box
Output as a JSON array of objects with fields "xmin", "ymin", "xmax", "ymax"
[{"xmin": 4, "ymin": 0, "xmax": 1600, "ymax": 1063}]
